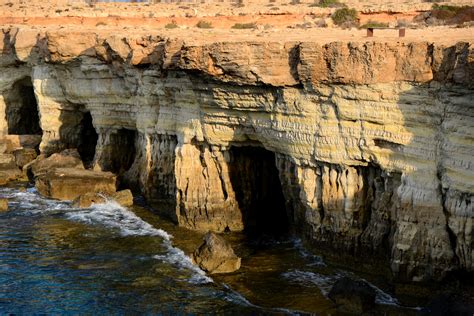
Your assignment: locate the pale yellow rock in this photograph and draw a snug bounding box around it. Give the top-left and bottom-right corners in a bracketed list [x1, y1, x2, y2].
[0, 198, 8, 212]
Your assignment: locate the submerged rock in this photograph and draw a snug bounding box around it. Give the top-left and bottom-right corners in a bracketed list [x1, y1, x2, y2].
[192, 232, 241, 274]
[0, 198, 8, 212]
[328, 277, 376, 314]
[35, 167, 116, 201]
[72, 189, 133, 208]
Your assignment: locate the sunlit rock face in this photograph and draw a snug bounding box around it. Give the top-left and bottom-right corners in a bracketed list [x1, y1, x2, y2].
[0, 28, 472, 281]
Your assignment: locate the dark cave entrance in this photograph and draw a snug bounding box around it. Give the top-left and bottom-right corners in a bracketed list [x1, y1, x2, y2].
[6, 77, 42, 135]
[108, 128, 137, 174]
[77, 111, 98, 169]
[228, 146, 288, 237]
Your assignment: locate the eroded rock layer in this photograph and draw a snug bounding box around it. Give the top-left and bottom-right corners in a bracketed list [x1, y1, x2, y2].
[0, 28, 473, 281]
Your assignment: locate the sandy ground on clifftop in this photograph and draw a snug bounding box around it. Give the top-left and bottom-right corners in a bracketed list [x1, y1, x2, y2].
[0, 0, 473, 45]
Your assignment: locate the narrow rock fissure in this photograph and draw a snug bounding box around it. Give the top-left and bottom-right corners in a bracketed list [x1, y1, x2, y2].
[77, 111, 98, 169]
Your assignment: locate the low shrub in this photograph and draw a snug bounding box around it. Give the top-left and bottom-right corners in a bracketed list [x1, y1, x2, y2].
[196, 20, 213, 29]
[359, 20, 388, 28]
[310, 0, 344, 8]
[231, 22, 257, 29]
[332, 7, 358, 26]
[165, 22, 178, 29]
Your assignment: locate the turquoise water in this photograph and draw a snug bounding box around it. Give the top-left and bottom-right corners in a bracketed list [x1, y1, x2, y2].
[0, 185, 419, 314]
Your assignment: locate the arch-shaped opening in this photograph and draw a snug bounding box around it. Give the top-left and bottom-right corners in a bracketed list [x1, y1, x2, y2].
[228, 145, 288, 237]
[5, 77, 42, 135]
[77, 111, 98, 169]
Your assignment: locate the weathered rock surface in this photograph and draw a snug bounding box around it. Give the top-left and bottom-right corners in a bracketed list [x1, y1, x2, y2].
[111, 189, 134, 207]
[328, 277, 377, 314]
[0, 28, 472, 281]
[71, 192, 107, 208]
[27, 149, 84, 177]
[192, 232, 241, 274]
[35, 168, 116, 201]
[13, 148, 37, 169]
[72, 189, 133, 208]
[0, 198, 8, 212]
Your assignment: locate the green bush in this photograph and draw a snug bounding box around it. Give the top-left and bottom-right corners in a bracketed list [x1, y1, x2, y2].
[332, 7, 358, 26]
[432, 4, 462, 12]
[165, 22, 178, 29]
[310, 0, 344, 8]
[196, 20, 213, 29]
[359, 20, 388, 28]
[231, 22, 257, 29]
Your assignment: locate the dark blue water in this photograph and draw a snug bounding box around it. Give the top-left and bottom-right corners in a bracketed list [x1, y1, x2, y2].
[0, 186, 415, 314]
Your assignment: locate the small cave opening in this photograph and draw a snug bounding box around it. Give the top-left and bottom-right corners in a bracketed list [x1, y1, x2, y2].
[105, 128, 137, 187]
[77, 111, 98, 169]
[228, 145, 288, 237]
[5, 77, 42, 135]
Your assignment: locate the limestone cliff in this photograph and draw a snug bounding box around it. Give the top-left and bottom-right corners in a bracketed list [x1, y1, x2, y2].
[0, 27, 472, 282]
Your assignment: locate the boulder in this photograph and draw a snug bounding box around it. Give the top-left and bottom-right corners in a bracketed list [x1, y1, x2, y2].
[27, 149, 84, 177]
[0, 198, 8, 212]
[1, 135, 42, 153]
[35, 168, 116, 201]
[13, 148, 37, 168]
[111, 189, 133, 207]
[0, 169, 23, 185]
[71, 190, 133, 208]
[192, 232, 241, 274]
[0, 153, 23, 184]
[328, 277, 377, 314]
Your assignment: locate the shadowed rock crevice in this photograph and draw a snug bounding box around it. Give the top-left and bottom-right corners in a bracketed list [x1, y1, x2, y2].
[77, 111, 98, 169]
[98, 128, 138, 189]
[5, 76, 42, 136]
[228, 146, 288, 237]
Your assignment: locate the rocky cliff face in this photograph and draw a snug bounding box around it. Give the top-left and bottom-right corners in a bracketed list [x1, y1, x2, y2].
[1, 27, 472, 281]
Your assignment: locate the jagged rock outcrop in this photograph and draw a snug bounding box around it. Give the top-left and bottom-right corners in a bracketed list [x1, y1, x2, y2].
[0, 27, 472, 281]
[192, 232, 241, 274]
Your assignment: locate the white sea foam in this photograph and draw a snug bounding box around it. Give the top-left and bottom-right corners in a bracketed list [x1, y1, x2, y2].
[65, 198, 211, 284]
[0, 187, 70, 214]
[282, 270, 342, 296]
[282, 269, 401, 306]
[66, 200, 172, 240]
[153, 245, 213, 285]
[292, 238, 326, 267]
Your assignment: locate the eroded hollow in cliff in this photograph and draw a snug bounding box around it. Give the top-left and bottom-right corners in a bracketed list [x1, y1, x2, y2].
[5, 77, 42, 135]
[77, 111, 98, 168]
[107, 129, 137, 173]
[228, 146, 288, 236]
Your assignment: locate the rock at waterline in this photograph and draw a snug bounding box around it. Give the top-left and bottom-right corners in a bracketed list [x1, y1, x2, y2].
[328, 276, 376, 314]
[0, 198, 8, 212]
[35, 168, 116, 201]
[72, 192, 107, 208]
[111, 189, 133, 207]
[72, 190, 133, 208]
[192, 232, 241, 274]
